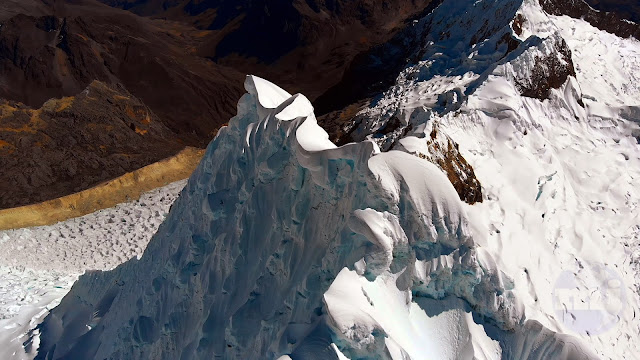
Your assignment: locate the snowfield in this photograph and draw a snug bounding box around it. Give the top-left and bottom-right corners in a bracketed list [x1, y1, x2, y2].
[0, 180, 185, 359]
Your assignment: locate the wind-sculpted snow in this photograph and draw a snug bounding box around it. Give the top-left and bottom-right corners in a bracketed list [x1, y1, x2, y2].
[32, 75, 542, 359]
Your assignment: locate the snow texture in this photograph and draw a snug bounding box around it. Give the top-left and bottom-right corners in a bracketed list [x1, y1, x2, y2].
[344, 0, 640, 358]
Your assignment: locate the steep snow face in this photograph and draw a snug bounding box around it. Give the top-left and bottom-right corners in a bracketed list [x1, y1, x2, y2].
[345, 0, 640, 358]
[463, 6, 640, 357]
[30, 75, 574, 360]
[345, 0, 525, 148]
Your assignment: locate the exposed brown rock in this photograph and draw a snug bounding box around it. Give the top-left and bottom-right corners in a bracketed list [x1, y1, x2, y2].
[512, 13, 525, 36]
[0, 0, 48, 22]
[0, 7, 245, 148]
[0, 81, 184, 209]
[416, 123, 483, 205]
[514, 37, 576, 100]
[497, 32, 521, 58]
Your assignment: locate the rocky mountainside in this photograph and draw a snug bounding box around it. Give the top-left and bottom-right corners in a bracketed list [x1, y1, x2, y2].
[0, 2, 245, 144]
[0, 0, 245, 208]
[0, 81, 184, 209]
[95, 0, 438, 99]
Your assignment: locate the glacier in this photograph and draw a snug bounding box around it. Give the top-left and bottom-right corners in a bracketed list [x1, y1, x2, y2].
[338, 0, 640, 358]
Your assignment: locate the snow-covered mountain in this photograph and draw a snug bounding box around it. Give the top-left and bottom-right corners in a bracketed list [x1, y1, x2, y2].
[26, 0, 640, 359]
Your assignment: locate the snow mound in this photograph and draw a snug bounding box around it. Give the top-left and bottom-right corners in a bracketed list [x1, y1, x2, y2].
[30, 75, 585, 359]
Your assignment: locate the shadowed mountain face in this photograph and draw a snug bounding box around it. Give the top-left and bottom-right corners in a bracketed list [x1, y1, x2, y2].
[0, 81, 185, 209]
[97, 0, 437, 98]
[0, 3, 245, 146]
[0, 0, 246, 208]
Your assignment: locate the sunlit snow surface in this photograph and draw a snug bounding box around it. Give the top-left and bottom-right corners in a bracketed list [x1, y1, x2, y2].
[466, 11, 640, 358]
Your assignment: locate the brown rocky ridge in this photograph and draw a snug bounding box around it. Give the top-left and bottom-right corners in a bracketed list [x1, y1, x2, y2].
[0, 81, 186, 208]
[514, 36, 577, 100]
[417, 123, 483, 205]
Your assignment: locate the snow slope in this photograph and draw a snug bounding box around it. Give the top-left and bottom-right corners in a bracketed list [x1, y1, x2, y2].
[0, 180, 185, 360]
